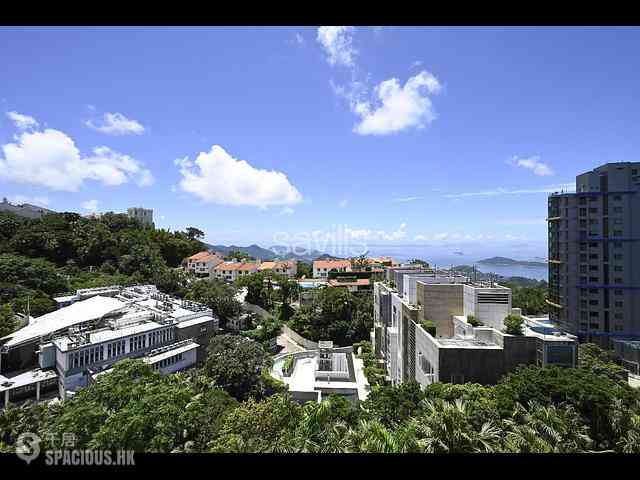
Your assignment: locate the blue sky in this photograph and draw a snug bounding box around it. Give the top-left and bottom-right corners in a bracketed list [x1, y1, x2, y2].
[1, 26, 640, 260]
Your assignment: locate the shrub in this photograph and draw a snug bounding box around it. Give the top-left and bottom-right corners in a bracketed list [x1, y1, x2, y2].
[467, 315, 481, 327]
[503, 314, 523, 335]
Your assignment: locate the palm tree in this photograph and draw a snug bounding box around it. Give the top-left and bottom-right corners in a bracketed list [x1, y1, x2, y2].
[502, 402, 593, 453]
[409, 399, 502, 453]
[611, 399, 640, 453]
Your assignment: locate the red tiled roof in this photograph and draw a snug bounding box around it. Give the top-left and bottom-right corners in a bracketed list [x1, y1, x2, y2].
[313, 260, 351, 270]
[188, 251, 222, 263]
[213, 262, 259, 271]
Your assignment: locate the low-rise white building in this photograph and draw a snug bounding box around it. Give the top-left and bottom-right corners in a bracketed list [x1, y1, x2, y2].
[258, 260, 297, 278]
[185, 251, 224, 276]
[211, 261, 259, 282]
[1, 285, 219, 406]
[312, 260, 351, 279]
[271, 342, 369, 404]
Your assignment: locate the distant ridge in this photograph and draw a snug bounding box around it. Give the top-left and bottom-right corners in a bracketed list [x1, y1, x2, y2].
[203, 243, 329, 262]
[476, 256, 547, 267]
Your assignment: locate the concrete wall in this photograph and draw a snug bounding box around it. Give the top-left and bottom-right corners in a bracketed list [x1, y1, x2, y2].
[417, 283, 464, 338]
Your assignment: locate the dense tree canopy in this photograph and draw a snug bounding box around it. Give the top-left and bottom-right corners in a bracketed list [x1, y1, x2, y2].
[0, 211, 205, 318]
[1, 343, 640, 453]
[288, 287, 373, 345]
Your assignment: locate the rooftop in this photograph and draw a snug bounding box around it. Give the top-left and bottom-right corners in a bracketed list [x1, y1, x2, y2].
[187, 251, 221, 263]
[213, 261, 259, 271]
[313, 260, 351, 269]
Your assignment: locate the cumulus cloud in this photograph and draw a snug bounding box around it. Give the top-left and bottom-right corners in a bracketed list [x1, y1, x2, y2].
[176, 145, 302, 208]
[6, 111, 39, 130]
[352, 71, 441, 135]
[86, 112, 146, 135]
[509, 155, 554, 176]
[7, 195, 50, 207]
[81, 199, 99, 212]
[0, 123, 154, 191]
[317, 26, 357, 68]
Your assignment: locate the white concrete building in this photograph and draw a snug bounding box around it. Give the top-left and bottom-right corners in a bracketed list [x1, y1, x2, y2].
[312, 260, 351, 279]
[211, 261, 259, 282]
[1, 285, 218, 406]
[258, 260, 298, 278]
[185, 251, 224, 276]
[271, 343, 369, 404]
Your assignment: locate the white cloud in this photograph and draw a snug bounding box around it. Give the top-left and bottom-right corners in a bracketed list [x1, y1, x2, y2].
[317, 26, 357, 68]
[294, 33, 304, 45]
[87, 104, 96, 111]
[393, 196, 423, 203]
[444, 183, 574, 199]
[509, 155, 554, 176]
[176, 145, 302, 208]
[345, 223, 407, 242]
[0, 123, 154, 192]
[7, 195, 50, 207]
[410, 60, 423, 69]
[352, 71, 441, 135]
[6, 111, 39, 130]
[411, 232, 531, 244]
[338, 199, 348, 208]
[81, 199, 99, 212]
[280, 207, 295, 215]
[86, 112, 146, 136]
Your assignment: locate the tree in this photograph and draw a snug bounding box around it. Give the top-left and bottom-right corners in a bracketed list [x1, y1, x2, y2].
[502, 402, 593, 453]
[185, 227, 205, 241]
[184, 279, 241, 326]
[503, 314, 524, 335]
[202, 334, 271, 400]
[361, 382, 426, 427]
[295, 262, 312, 279]
[210, 393, 302, 453]
[579, 343, 628, 383]
[409, 399, 502, 453]
[0, 304, 18, 338]
[493, 365, 640, 449]
[225, 250, 253, 262]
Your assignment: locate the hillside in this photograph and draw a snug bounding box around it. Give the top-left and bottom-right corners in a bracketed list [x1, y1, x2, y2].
[204, 243, 328, 262]
[476, 256, 547, 267]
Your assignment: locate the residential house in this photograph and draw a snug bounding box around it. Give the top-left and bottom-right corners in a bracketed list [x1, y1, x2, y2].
[185, 251, 224, 276]
[313, 260, 351, 279]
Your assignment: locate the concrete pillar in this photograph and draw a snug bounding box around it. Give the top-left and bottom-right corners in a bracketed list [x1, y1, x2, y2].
[36, 381, 41, 401]
[4, 390, 9, 406]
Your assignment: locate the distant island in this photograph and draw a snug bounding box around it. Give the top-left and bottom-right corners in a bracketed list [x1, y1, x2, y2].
[476, 256, 547, 268]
